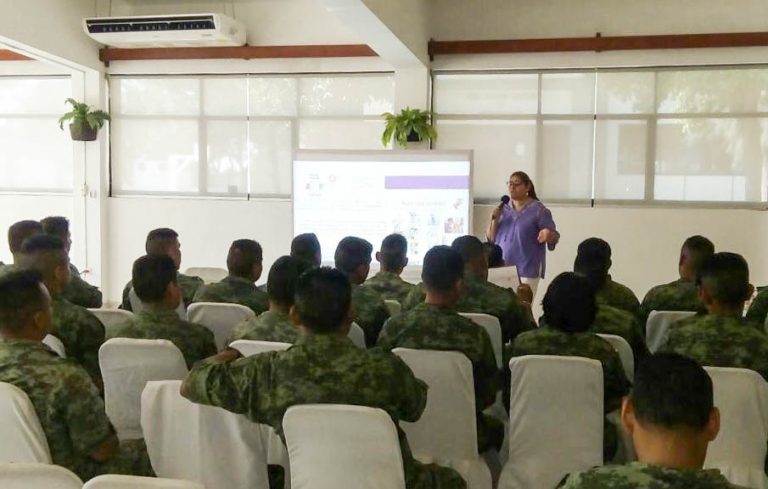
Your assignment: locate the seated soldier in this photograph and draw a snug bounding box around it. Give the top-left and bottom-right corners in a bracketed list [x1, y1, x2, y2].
[0, 270, 153, 481]
[110, 255, 216, 368]
[291, 232, 322, 267]
[366, 233, 415, 303]
[41, 216, 102, 308]
[484, 242, 505, 269]
[559, 354, 740, 489]
[228, 255, 313, 344]
[181, 267, 466, 489]
[0, 219, 42, 276]
[576, 238, 639, 316]
[378, 245, 503, 453]
[659, 252, 768, 380]
[192, 239, 268, 314]
[18, 235, 104, 388]
[121, 228, 203, 311]
[334, 236, 390, 347]
[640, 235, 714, 323]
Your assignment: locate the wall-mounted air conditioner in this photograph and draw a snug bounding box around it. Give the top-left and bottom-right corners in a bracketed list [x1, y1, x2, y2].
[83, 13, 246, 48]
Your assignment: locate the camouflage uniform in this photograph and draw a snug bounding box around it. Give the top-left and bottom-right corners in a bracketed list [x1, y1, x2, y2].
[120, 272, 203, 311]
[0, 262, 15, 277]
[352, 283, 391, 347]
[185, 334, 466, 489]
[378, 303, 502, 452]
[658, 314, 768, 380]
[108, 308, 216, 368]
[0, 338, 153, 481]
[192, 275, 268, 315]
[559, 462, 744, 489]
[746, 287, 768, 325]
[366, 271, 415, 303]
[228, 310, 297, 345]
[595, 277, 640, 317]
[640, 278, 704, 323]
[62, 263, 103, 308]
[52, 296, 105, 389]
[590, 304, 649, 362]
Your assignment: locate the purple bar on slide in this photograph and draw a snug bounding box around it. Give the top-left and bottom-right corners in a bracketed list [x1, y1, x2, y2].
[384, 175, 469, 189]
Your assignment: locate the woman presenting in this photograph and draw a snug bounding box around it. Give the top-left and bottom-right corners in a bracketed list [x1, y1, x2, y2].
[486, 171, 559, 298]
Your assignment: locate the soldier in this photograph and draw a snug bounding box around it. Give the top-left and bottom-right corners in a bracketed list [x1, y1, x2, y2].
[559, 354, 741, 489]
[575, 238, 639, 316]
[378, 245, 503, 453]
[0, 270, 153, 481]
[334, 236, 390, 347]
[366, 233, 415, 303]
[41, 216, 102, 308]
[640, 235, 714, 323]
[658, 252, 768, 380]
[120, 228, 203, 311]
[181, 267, 466, 489]
[109, 255, 216, 368]
[228, 255, 313, 345]
[0, 219, 42, 276]
[18, 234, 104, 388]
[590, 303, 649, 363]
[192, 239, 268, 315]
[484, 242, 505, 269]
[291, 232, 322, 267]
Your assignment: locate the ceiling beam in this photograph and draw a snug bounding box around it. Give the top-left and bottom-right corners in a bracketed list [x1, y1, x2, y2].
[99, 44, 378, 62]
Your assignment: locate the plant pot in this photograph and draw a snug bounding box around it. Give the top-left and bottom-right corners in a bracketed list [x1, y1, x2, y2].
[406, 130, 422, 143]
[69, 123, 98, 142]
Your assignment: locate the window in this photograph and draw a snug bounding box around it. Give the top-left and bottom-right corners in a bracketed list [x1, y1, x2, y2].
[0, 76, 73, 192]
[110, 74, 394, 197]
[433, 67, 768, 205]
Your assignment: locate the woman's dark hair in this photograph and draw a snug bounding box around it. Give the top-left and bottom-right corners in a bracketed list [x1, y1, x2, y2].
[511, 171, 539, 201]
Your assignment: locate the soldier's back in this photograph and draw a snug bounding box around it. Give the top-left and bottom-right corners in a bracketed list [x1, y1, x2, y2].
[559, 462, 744, 489]
[596, 278, 640, 316]
[590, 304, 649, 361]
[192, 275, 268, 315]
[746, 286, 768, 325]
[457, 275, 531, 342]
[365, 271, 415, 303]
[61, 263, 103, 308]
[228, 310, 297, 345]
[640, 279, 703, 322]
[351, 283, 390, 347]
[51, 296, 105, 387]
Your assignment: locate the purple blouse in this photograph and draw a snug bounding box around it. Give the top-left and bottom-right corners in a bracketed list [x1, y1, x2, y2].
[493, 199, 558, 279]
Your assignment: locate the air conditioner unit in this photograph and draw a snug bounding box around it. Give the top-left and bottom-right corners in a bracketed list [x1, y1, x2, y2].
[83, 13, 246, 48]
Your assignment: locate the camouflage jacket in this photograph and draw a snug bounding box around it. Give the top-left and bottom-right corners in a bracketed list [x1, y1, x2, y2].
[108, 308, 217, 368]
[120, 272, 203, 311]
[596, 277, 640, 317]
[658, 314, 768, 381]
[185, 334, 466, 489]
[0, 262, 14, 277]
[640, 278, 704, 323]
[559, 462, 745, 489]
[192, 275, 268, 315]
[590, 304, 649, 362]
[0, 339, 152, 481]
[352, 283, 391, 348]
[746, 286, 768, 325]
[228, 310, 297, 345]
[366, 271, 416, 303]
[52, 296, 105, 389]
[61, 263, 103, 309]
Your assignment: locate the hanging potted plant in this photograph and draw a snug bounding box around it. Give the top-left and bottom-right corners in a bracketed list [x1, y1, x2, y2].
[381, 107, 438, 148]
[58, 98, 110, 142]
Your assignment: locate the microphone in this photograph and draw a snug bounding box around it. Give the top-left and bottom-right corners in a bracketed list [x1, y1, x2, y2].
[498, 195, 510, 208]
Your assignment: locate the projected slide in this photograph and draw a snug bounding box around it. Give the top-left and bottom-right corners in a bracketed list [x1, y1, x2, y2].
[294, 151, 472, 266]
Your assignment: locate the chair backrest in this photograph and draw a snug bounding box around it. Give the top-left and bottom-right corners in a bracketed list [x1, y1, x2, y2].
[704, 367, 768, 489]
[384, 300, 402, 317]
[348, 322, 366, 349]
[187, 302, 256, 351]
[184, 267, 227, 284]
[129, 288, 187, 319]
[499, 355, 604, 489]
[459, 312, 503, 368]
[99, 338, 188, 440]
[645, 310, 696, 353]
[87, 309, 135, 337]
[596, 333, 634, 380]
[42, 334, 66, 358]
[0, 382, 51, 463]
[487, 266, 520, 289]
[230, 340, 291, 357]
[0, 463, 82, 489]
[284, 404, 406, 489]
[84, 474, 205, 489]
[141, 380, 268, 489]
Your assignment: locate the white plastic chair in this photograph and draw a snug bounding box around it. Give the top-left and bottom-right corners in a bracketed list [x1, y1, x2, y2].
[187, 302, 256, 351]
[645, 310, 696, 353]
[184, 267, 227, 284]
[499, 355, 604, 489]
[0, 382, 51, 463]
[460, 312, 503, 368]
[0, 463, 82, 489]
[141, 380, 268, 489]
[487, 266, 520, 290]
[99, 338, 188, 441]
[230, 339, 291, 357]
[596, 333, 634, 380]
[704, 367, 768, 489]
[42, 334, 66, 359]
[393, 349, 491, 489]
[284, 404, 406, 489]
[348, 322, 366, 349]
[384, 300, 402, 317]
[84, 474, 205, 489]
[88, 309, 135, 337]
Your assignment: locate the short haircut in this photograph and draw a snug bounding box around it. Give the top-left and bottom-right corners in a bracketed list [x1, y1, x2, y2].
[379, 234, 408, 270]
[451, 235, 486, 263]
[291, 233, 321, 266]
[542, 272, 597, 333]
[0, 270, 46, 333]
[632, 353, 713, 430]
[40, 216, 70, 238]
[681, 235, 715, 276]
[8, 220, 43, 254]
[226, 239, 262, 278]
[132, 254, 178, 303]
[18, 235, 68, 279]
[697, 252, 750, 306]
[422, 245, 464, 294]
[485, 242, 504, 268]
[294, 267, 351, 333]
[334, 236, 373, 275]
[574, 237, 612, 290]
[145, 228, 179, 255]
[267, 255, 313, 306]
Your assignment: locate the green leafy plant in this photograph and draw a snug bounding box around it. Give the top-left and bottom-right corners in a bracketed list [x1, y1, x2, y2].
[58, 98, 110, 140]
[381, 107, 438, 148]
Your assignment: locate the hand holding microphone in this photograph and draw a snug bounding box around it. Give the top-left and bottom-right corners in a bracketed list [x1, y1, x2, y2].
[491, 195, 509, 221]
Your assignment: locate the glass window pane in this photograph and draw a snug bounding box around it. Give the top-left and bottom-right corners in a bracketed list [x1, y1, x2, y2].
[541, 72, 595, 114]
[248, 77, 298, 117]
[112, 78, 200, 115]
[203, 77, 247, 116]
[596, 72, 655, 114]
[112, 119, 199, 193]
[540, 120, 594, 199]
[249, 121, 292, 195]
[206, 121, 248, 194]
[0, 78, 71, 114]
[433, 73, 538, 115]
[299, 76, 394, 116]
[657, 69, 768, 114]
[433, 120, 536, 200]
[299, 120, 383, 149]
[0, 118, 72, 191]
[594, 120, 646, 200]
